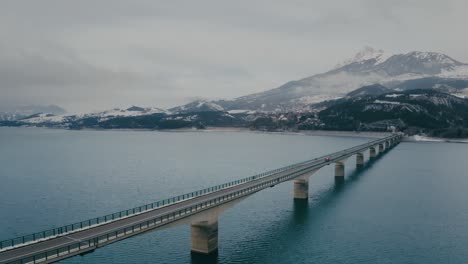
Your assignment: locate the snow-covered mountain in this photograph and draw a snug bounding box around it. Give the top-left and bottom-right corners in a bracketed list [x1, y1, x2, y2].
[334, 46, 391, 69]
[3, 47, 468, 134]
[169, 100, 224, 114]
[213, 47, 468, 112]
[319, 89, 468, 131]
[0, 105, 66, 121]
[75, 106, 168, 121]
[5, 105, 246, 130]
[16, 106, 168, 126]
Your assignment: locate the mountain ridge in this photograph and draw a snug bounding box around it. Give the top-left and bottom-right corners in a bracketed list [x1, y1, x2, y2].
[209, 48, 468, 112]
[2, 48, 468, 137]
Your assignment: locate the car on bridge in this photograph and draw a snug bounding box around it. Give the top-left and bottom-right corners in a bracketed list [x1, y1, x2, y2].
[325, 157, 331, 164]
[270, 178, 281, 188]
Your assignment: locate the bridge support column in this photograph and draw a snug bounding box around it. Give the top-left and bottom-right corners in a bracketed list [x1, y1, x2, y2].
[294, 179, 309, 200]
[335, 162, 345, 179]
[356, 153, 364, 168]
[191, 218, 218, 255]
[385, 141, 390, 149]
[379, 143, 384, 153]
[370, 147, 376, 159]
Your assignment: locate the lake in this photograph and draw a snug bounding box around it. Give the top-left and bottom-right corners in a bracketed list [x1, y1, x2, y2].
[1, 127, 468, 263]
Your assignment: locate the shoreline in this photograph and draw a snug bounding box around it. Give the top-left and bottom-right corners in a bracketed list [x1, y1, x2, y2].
[2, 125, 468, 142]
[1, 125, 390, 139]
[186, 127, 393, 139]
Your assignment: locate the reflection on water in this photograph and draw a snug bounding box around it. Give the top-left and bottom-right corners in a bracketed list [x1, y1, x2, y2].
[191, 251, 219, 264]
[2, 128, 468, 263]
[193, 154, 388, 264]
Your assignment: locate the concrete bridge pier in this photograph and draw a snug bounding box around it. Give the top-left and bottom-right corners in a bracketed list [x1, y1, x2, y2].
[378, 143, 384, 153]
[370, 147, 377, 159]
[385, 141, 390, 149]
[335, 161, 345, 179]
[191, 217, 219, 255]
[294, 179, 309, 200]
[293, 170, 318, 200]
[356, 152, 364, 168]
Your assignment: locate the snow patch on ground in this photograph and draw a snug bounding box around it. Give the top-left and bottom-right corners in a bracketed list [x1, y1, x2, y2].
[227, 109, 256, 114]
[364, 101, 425, 113]
[294, 95, 343, 105]
[385, 94, 404, 98]
[374, 100, 401, 105]
[451, 88, 468, 98]
[19, 106, 168, 125]
[20, 114, 67, 124]
[78, 107, 167, 119]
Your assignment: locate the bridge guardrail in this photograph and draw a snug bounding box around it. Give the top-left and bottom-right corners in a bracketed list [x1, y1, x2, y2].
[0, 134, 399, 251]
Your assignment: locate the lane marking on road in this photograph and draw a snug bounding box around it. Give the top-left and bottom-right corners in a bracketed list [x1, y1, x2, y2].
[63, 236, 83, 243]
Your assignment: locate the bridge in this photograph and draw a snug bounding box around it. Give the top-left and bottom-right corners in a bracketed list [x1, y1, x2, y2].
[0, 134, 402, 264]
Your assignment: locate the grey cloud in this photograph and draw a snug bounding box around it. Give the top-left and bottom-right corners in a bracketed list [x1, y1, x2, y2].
[0, 52, 130, 88]
[0, 0, 467, 112]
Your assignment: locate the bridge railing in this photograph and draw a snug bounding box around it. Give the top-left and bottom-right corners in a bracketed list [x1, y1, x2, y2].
[0, 134, 399, 251]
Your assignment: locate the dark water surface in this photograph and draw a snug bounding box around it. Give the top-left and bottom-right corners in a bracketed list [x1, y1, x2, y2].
[1, 127, 468, 263]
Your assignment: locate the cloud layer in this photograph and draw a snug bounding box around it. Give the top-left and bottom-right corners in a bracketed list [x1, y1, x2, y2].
[1, 0, 467, 112]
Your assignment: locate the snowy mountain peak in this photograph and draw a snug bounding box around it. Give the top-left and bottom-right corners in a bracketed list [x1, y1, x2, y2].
[352, 46, 385, 61]
[405, 51, 462, 65]
[208, 48, 468, 112]
[169, 100, 225, 114]
[336, 46, 390, 68]
[126, 106, 145, 112]
[196, 101, 224, 111]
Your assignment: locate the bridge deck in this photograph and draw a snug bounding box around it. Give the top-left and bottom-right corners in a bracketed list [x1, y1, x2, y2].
[0, 134, 401, 264]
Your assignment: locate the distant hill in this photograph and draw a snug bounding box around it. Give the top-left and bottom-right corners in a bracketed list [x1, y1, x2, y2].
[318, 89, 468, 132]
[2, 90, 467, 138]
[0, 105, 66, 121]
[346, 84, 393, 98]
[169, 100, 224, 114]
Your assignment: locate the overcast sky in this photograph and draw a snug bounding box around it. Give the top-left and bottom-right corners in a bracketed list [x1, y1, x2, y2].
[1, 0, 467, 113]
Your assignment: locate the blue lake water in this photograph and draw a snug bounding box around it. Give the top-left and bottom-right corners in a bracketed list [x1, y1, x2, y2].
[1, 127, 468, 263]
